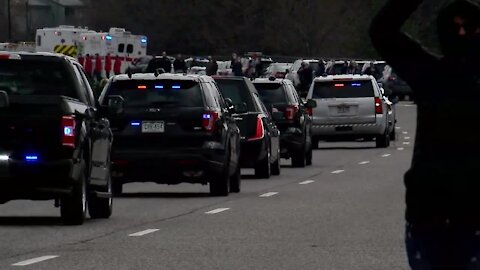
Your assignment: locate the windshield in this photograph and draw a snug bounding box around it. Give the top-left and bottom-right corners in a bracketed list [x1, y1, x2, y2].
[254, 83, 287, 104]
[313, 80, 374, 98]
[0, 60, 77, 98]
[215, 80, 256, 111]
[106, 80, 203, 107]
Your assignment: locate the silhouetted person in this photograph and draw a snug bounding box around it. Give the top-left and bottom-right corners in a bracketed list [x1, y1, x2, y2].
[159, 52, 172, 73]
[371, 0, 480, 269]
[232, 57, 243, 76]
[84, 54, 93, 80]
[206, 56, 218, 76]
[94, 54, 103, 82]
[173, 54, 187, 73]
[105, 53, 112, 78]
[114, 55, 122, 75]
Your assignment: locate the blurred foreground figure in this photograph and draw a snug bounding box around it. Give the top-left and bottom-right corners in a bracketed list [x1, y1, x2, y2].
[371, 0, 480, 269]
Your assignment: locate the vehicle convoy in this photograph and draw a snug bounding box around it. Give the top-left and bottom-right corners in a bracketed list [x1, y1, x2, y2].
[253, 77, 316, 167]
[214, 76, 281, 178]
[100, 73, 241, 196]
[307, 75, 391, 148]
[0, 52, 113, 225]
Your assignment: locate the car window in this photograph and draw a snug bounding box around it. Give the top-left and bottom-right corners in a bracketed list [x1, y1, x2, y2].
[106, 80, 204, 108]
[209, 82, 225, 109]
[254, 82, 287, 105]
[253, 93, 270, 117]
[215, 79, 256, 111]
[312, 80, 374, 98]
[285, 83, 299, 105]
[0, 59, 78, 99]
[126, 44, 134, 54]
[72, 64, 91, 105]
[118, 44, 125, 53]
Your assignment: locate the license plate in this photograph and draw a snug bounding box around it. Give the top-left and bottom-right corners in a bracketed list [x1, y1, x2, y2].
[142, 121, 165, 133]
[337, 106, 350, 113]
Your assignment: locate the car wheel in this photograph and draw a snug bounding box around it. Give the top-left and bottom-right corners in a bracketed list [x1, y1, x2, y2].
[255, 150, 271, 179]
[61, 164, 87, 225]
[306, 144, 313, 166]
[229, 165, 241, 193]
[210, 152, 230, 197]
[292, 143, 307, 168]
[271, 148, 281, 176]
[390, 127, 396, 141]
[376, 130, 390, 148]
[88, 172, 113, 219]
[312, 137, 319, 150]
[112, 180, 123, 196]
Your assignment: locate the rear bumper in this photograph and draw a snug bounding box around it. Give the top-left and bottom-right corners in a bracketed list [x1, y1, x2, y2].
[111, 144, 227, 184]
[0, 159, 76, 201]
[311, 118, 386, 138]
[239, 138, 268, 168]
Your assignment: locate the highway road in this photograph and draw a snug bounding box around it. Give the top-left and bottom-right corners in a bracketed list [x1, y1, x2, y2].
[0, 103, 417, 270]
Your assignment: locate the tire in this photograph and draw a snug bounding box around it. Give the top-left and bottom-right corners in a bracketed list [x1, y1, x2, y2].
[390, 127, 396, 141]
[376, 130, 390, 148]
[229, 165, 241, 193]
[271, 148, 281, 176]
[112, 179, 123, 196]
[210, 152, 230, 196]
[255, 150, 271, 179]
[292, 143, 307, 168]
[88, 172, 113, 219]
[61, 166, 87, 225]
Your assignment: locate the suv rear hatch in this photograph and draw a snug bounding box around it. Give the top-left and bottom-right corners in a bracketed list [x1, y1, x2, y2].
[312, 79, 377, 125]
[0, 58, 79, 160]
[215, 79, 260, 140]
[254, 82, 297, 130]
[106, 79, 216, 151]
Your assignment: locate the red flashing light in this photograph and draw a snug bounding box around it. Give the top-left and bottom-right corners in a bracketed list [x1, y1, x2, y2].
[61, 115, 76, 148]
[202, 111, 219, 132]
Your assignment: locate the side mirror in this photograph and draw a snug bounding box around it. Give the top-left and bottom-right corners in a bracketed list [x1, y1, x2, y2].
[271, 111, 284, 121]
[224, 98, 235, 111]
[305, 99, 317, 108]
[0, 91, 9, 108]
[234, 102, 248, 114]
[107, 95, 125, 114]
[286, 69, 290, 74]
[377, 82, 383, 89]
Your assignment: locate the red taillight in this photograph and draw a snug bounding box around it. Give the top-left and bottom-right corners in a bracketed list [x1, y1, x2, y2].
[388, 76, 397, 81]
[285, 105, 299, 120]
[249, 116, 265, 141]
[375, 97, 383, 114]
[202, 111, 219, 132]
[274, 72, 285, 78]
[307, 107, 313, 116]
[62, 115, 76, 148]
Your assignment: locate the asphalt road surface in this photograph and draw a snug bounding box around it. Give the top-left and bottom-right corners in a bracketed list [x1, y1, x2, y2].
[0, 103, 417, 270]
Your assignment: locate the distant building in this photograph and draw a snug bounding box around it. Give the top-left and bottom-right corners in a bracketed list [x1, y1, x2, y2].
[26, 0, 85, 34]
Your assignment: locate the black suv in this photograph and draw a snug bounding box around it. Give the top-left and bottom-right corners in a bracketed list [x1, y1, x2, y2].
[253, 78, 316, 168]
[0, 52, 113, 225]
[214, 76, 281, 178]
[100, 73, 241, 196]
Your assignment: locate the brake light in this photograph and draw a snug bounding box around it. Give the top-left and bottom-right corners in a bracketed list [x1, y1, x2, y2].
[307, 107, 313, 116]
[62, 115, 76, 148]
[375, 97, 383, 114]
[248, 116, 265, 141]
[388, 76, 397, 81]
[285, 105, 299, 120]
[202, 111, 219, 132]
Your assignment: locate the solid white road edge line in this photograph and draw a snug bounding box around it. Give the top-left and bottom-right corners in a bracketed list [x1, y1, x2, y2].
[12, 256, 59, 266]
[299, 180, 315, 185]
[205, 208, 230, 215]
[331, 170, 345, 174]
[129, 229, 160, 237]
[359, 161, 370, 165]
[260, 192, 279, 198]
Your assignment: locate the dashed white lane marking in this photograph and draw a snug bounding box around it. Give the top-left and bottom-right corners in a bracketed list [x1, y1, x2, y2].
[299, 180, 315, 185]
[260, 192, 279, 198]
[402, 131, 409, 135]
[382, 154, 391, 157]
[12, 256, 59, 266]
[395, 127, 401, 130]
[205, 208, 230, 215]
[403, 142, 411, 145]
[359, 161, 370, 165]
[129, 229, 160, 237]
[397, 147, 405, 151]
[331, 170, 345, 174]
[404, 137, 411, 140]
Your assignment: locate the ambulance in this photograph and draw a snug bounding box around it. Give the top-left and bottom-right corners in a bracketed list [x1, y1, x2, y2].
[78, 27, 148, 73]
[35, 25, 94, 56]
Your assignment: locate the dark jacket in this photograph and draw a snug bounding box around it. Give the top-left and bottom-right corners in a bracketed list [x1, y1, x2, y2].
[159, 57, 172, 73]
[173, 59, 187, 72]
[370, 0, 480, 223]
[232, 61, 243, 76]
[206, 60, 218, 76]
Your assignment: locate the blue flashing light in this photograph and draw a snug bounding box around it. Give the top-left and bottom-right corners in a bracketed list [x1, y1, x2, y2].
[352, 83, 362, 87]
[141, 37, 147, 43]
[155, 85, 164, 89]
[106, 35, 113, 41]
[64, 127, 73, 136]
[25, 155, 38, 161]
[131, 122, 141, 126]
[203, 114, 211, 119]
[172, 85, 181, 89]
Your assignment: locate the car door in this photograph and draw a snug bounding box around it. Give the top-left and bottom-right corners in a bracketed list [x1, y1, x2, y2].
[73, 63, 112, 187]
